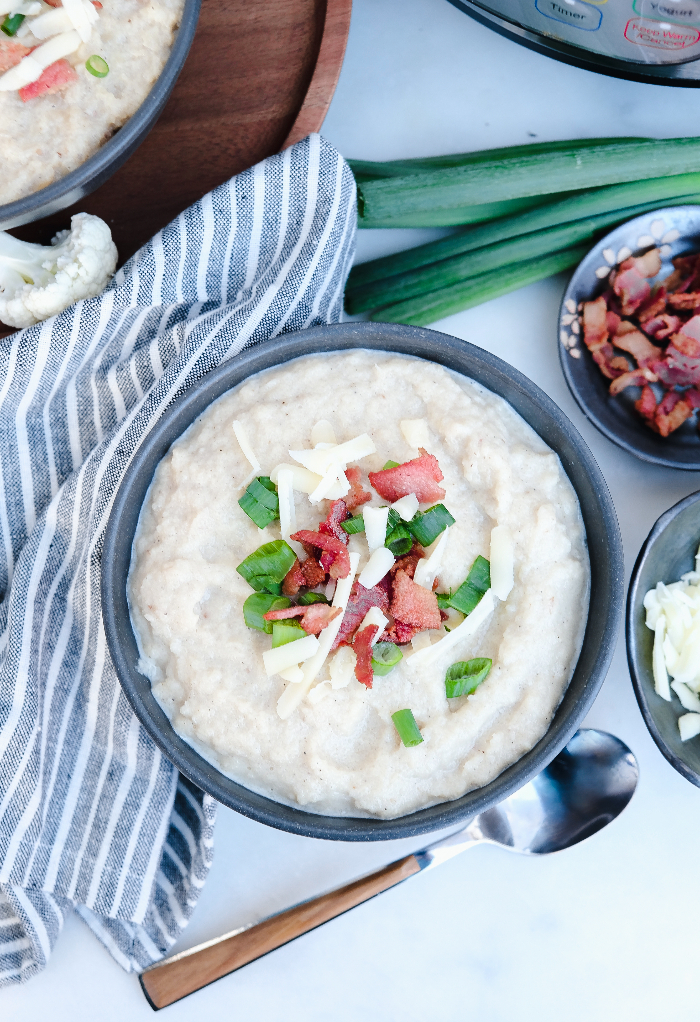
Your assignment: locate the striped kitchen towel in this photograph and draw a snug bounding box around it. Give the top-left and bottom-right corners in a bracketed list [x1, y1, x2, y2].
[0, 133, 356, 985]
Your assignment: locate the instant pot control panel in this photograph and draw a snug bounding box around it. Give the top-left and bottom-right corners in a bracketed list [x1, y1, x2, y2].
[448, 0, 700, 82]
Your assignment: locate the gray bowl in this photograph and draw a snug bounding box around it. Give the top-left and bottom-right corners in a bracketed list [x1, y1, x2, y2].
[0, 0, 201, 232]
[559, 205, 700, 471]
[627, 490, 700, 786]
[101, 321, 624, 841]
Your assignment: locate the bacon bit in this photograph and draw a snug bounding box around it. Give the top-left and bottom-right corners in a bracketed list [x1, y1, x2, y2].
[383, 619, 419, 645]
[19, 60, 78, 102]
[612, 261, 651, 316]
[613, 322, 661, 367]
[635, 385, 657, 423]
[390, 569, 441, 631]
[92, 1, 103, 6]
[637, 287, 667, 324]
[291, 530, 350, 579]
[678, 314, 700, 343]
[643, 314, 681, 340]
[282, 558, 305, 596]
[263, 603, 341, 634]
[0, 38, 30, 74]
[389, 543, 425, 581]
[345, 466, 371, 511]
[582, 296, 608, 350]
[654, 390, 693, 437]
[609, 369, 653, 395]
[369, 449, 445, 503]
[591, 343, 628, 380]
[667, 292, 700, 311]
[43, 0, 62, 6]
[353, 624, 379, 688]
[301, 556, 325, 588]
[673, 332, 700, 358]
[331, 578, 390, 650]
[319, 499, 349, 543]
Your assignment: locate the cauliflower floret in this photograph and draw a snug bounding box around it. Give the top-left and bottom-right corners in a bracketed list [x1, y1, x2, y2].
[0, 212, 118, 329]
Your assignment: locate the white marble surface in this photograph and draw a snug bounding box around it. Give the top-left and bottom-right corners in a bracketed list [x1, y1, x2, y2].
[7, 1, 700, 1018]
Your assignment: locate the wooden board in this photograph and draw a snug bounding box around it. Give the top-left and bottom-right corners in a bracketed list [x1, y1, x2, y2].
[0, 0, 351, 337]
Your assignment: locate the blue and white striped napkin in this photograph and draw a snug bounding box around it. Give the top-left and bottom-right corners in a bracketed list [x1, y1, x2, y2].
[0, 133, 356, 985]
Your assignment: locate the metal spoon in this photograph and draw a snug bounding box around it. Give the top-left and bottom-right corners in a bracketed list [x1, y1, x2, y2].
[140, 728, 638, 1010]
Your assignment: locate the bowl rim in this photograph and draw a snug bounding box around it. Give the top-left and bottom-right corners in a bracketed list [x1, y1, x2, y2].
[558, 204, 700, 472]
[102, 321, 624, 841]
[0, 0, 202, 230]
[626, 488, 700, 787]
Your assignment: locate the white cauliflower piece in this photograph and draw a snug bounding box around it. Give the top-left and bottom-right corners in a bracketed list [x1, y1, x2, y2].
[0, 212, 118, 329]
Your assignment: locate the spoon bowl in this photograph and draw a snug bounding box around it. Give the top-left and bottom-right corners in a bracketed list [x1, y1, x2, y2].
[464, 729, 639, 856]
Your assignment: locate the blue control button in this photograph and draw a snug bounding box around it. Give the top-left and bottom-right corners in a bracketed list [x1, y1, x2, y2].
[535, 0, 603, 30]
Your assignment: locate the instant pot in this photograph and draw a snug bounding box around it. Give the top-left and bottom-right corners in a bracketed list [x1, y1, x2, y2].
[447, 0, 700, 83]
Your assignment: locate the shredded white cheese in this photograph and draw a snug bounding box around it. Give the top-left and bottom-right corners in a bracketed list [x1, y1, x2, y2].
[364, 506, 390, 552]
[232, 420, 260, 487]
[358, 547, 395, 590]
[644, 546, 700, 739]
[311, 420, 337, 446]
[277, 552, 360, 718]
[490, 525, 514, 601]
[289, 433, 376, 476]
[400, 418, 430, 449]
[278, 665, 304, 683]
[410, 589, 496, 667]
[411, 631, 433, 653]
[358, 606, 388, 643]
[414, 527, 450, 591]
[277, 468, 296, 542]
[391, 493, 419, 521]
[329, 646, 356, 688]
[270, 463, 323, 494]
[263, 634, 320, 678]
[0, 29, 81, 91]
[308, 463, 350, 504]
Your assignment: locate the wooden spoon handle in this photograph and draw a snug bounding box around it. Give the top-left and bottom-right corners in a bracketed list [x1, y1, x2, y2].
[140, 853, 422, 1009]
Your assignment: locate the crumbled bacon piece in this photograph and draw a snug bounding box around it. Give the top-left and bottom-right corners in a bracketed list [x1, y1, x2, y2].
[353, 624, 379, 688]
[390, 569, 441, 631]
[345, 466, 371, 511]
[582, 296, 608, 350]
[612, 261, 652, 316]
[263, 603, 341, 634]
[654, 390, 694, 437]
[331, 578, 390, 650]
[369, 449, 445, 503]
[642, 314, 681, 340]
[613, 322, 661, 367]
[389, 544, 425, 581]
[638, 287, 667, 324]
[319, 499, 349, 543]
[383, 619, 419, 645]
[0, 38, 30, 74]
[19, 59, 78, 102]
[635, 385, 657, 423]
[301, 556, 326, 588]
[291, 530, 350, 579]
[609, 369, 655, 396]
[282, 558, 305, 596]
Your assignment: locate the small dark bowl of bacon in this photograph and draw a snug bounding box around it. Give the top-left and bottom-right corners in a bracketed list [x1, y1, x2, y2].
[559, 205, 700, 469]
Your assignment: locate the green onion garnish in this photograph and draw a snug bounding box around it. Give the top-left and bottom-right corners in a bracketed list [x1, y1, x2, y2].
[385, 523, 413, 557]
[238, 476, 280, 529]
[271, 620, 306, 647]
[407, 504, 455, 547]
[243, 593, 291, 633]
[447, 555, 491, 615]
[1, 13, 24, 35]
[298, 592, 330, 606]
[445, 658, 492, 698]
[371, 642, 403, 676]
[86, 54, 110, 78]
[236, 540, 297, 594]
[341, 514, 366, 535]
[391, 708, 423, 747]
[382, 460, 400, 470]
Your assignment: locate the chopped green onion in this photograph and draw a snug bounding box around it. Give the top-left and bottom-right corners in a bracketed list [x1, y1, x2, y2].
[271, 620, 306, 647]
[238, 476, 280, 529]
[243, 593, 291, 633]
[407, 504, 455, 547]
[386, 508, 402, 531]
[436, 592, 453, 611]
[298, 592, 330, 606]
[445, 658, 492, 698]
[236, 540, 297, 594]
[447, 555, 491, 616]
[372, 642, 403, 676]
[341, 514, 366, 535]
[382, 460, 400, 470]
[385, 523, 413, 557]
[391, 708, 423, 747]
[86, 54, 110, 78]
[1, 13, 24, 35]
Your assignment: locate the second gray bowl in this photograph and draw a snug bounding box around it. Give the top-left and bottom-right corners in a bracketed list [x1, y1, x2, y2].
[102, 321, 624, 841]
